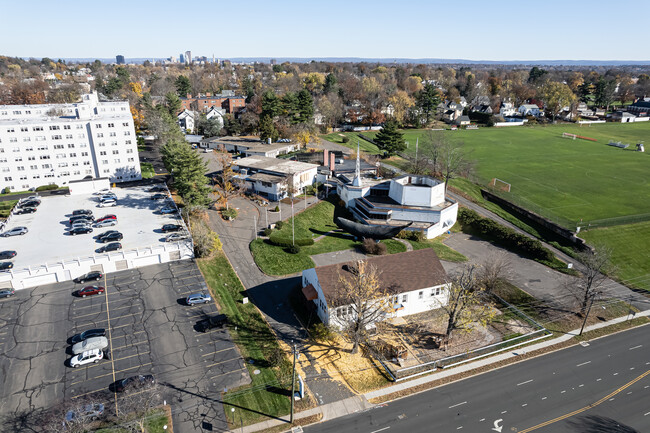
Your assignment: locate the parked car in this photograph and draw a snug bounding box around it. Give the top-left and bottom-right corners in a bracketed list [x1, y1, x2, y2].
[2, 227, 28, 237]
[69, 348, 104, 368]
[99, 193, 117, 201]
[151, 193, 168, 200]
[0, 262, 14, 271]
[97, 242, 122, 253]
[74, 271, 103, 284]
[115, 374, 156, 392]
[75, 286, 105, 297]
[0, 289, 15, 298]
[0, 251, 16, 260]
[70, 222, 92, 230]
[159, 206, 176, 214]
[72, 336, 109, 355]
[98, 198, 117, 208]
[161, 224, 182, 233]
[15, 207, 37, 215]
[65, 403, 105, 423]
[18, 199, 40, 208]
[96, 214, 117, 221]
[100, 232, 122, 243]
[165, 232, 189, 242]
[69, 226, 93, 235]
[71, 328, 106, 344]
[197, 314, 228, 332]
[186, 293, 212, 305]
[94, 219, 117, 228]
[69, 215, 94, 224]
[148, 185, 166, 192]
[72, 209, 93, 217]
[96, 230, 119, 240]
[94, 188, 111, 195]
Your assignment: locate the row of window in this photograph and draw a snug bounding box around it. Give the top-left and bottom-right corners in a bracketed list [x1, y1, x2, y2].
[333, 287, 445, 318]
[4, 121, 130, 134]
[1, 134, 86, 143]
[96, 131, 130, 138]
[0, 141, 132, 152]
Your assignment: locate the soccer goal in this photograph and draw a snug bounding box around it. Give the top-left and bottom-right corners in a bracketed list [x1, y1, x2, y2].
[490, 178, 511, 192]
[562, 132, 577, 140]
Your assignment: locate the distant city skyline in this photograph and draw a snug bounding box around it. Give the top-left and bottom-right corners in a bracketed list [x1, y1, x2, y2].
[2, 0, 649, 61]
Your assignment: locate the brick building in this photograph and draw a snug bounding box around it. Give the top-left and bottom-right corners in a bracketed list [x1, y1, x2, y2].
[180, 91, 245, 114]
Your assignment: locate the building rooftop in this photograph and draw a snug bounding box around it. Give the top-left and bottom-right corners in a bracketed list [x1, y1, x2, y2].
[313, 249, 448, 307]
[235, 155, 319, 175]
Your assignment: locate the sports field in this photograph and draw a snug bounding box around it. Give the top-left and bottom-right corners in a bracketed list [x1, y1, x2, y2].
[354, 122, 650, 228]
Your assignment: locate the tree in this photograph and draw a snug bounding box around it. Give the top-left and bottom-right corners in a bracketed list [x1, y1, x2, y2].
[116, 382, 163, 433]
[295, 129, 319, 150]
[261, 89, 281, 118]
[335, 260, 388, 354]
[569, 247, 613, 317]
[419, 130, 447, 176]
[387, 90, 415, 126]
[175, 75, 192, 97]
[594, 78, 616, 111]
[528, 66, 547, 84]
[440, 139, 471, 192]
[415, 83, 441, 125]
[212, 152, 246, 210]
[437, 264, 496, 344]
[478, 252, 512, 294]
[161, 139, 212, 207]
[196, 115, 222, 137]
[324, 72, 338, 94]
[296, 89, 315, 123]
[539, 82, 576, 122]
[259, 114, 279, 142]
[164, 91, 181, 116]
[189, 217, 222, 258]
[374, 119, 405, 156]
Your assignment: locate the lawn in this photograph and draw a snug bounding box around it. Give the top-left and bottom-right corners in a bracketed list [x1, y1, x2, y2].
[580, 221, 650, 292]
[198, 253, 313, 426]
[140, 162, 155, 179]
[0, 200, 18, 218]
[320, 132, 382, 154]
[332, 123, 650, 228]
[408, 235, 467, 263]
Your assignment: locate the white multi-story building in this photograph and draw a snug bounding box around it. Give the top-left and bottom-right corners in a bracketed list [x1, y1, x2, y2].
[0, 92, 141, 192]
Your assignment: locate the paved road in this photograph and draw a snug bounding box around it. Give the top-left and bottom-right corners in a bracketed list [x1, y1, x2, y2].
[306, 324, 650, 433]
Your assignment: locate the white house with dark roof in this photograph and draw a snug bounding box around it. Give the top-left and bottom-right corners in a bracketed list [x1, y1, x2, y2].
[177, 109, 195, 132]
[301, 249, 450, 329]
[518, 104, 542, 117]
[233, 155, 318, 200]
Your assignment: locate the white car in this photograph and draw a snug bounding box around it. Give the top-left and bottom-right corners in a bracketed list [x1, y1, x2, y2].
[94, 188, 112, 196]
[166, 232, 189, 242]
[70, 222, 92, 230]
[2, 226, 28, 237]
[94, 219, 117, 228]
[72, 336, 109, 355]
[69, 348, 104, 368]
[98, 199, 117, 208]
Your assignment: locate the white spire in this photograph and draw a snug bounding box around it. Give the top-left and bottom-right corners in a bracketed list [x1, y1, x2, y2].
[352, 141, 361, 186]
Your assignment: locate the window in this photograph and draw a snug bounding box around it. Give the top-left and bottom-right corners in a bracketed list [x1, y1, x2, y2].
[78, 133, 85, 138]
[9, 138, 17, 143]
[76, 124, 83, 129]
[431, 287, 442, 297]
[36, 136, 46, 141]
[83, 161, 91, 165]
[14, 157, 22, 162]
[33, 175, 40, 179]
[73, 170, 80, 175]
[0, 158, 6, 163]
[127, 157, 134, 162]
[4, 176, 12, 181]
[81, 152, 88, 157]
[37, 145, 48, 151]
[112, 150, 119, 155]
[107, 123, 114, 127]
[95, 124, 102, 128]
[69, 153, 76, 158]
[126, 149, 133, 153]
[33, 126, 43, 131]
[25, 147, 33, 151]
[114, 158, 120, 163]
[52, 135, 62, 140]
[122, 122, 129, 127]
[65, 134, 73, 139]
[125, 140, 132, 144]
[30, 165, 37, 170]
[418, 291, 423, 300]
[109, 132, 116, 137]
[103, 169, 110, 173]
[98, 142, 105, 147]
[39, 155, 50, 160]
[101, 160, 108, 164]
[100, 151, 106, 156]
[124, 131, 130, 136]
[42, 164, 51, 169]
[1, 167, 8, 172]
[58, 162, 68, 168]
[49, 125, 60, 131]
[72, 161, 78, 166]
[97, 133, 104, 138]
[22, 137, 30, 142]
[64, 125, 71, 130]
[402, 294, 408, 303]
[67, 143, 75, 148]
[7, 128, 15, 133]
[17, 166, 25, 171]
[20, 127, 28, 132]
[110, 141, 117, 146]
[54, 144, 64, 149]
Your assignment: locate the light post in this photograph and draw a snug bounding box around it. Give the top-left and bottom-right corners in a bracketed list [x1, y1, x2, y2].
[579, 292, 597, 336]
[290, 343, 298, 424]
[231, 408, 242, 433]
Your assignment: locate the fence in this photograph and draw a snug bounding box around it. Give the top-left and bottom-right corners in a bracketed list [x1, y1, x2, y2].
[579, 212, 650, 230]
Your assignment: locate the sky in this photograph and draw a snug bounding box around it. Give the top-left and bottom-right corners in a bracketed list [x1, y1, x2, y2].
[2, 0, 649, 61]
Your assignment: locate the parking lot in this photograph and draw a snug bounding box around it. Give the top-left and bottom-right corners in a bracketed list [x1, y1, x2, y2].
[0, 260, 250, 432]
[1, 185, 185, 271]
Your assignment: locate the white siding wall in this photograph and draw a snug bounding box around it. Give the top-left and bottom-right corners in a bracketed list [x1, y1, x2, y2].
[302, 268, 330, 326]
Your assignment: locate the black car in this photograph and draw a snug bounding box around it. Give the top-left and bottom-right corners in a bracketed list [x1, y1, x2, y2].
[100, 232, 122, 243]
[96, 230, 119, 240]
[18, 200, 40, 208]
[0, 251, 16, 260]
[74, 271, 103, 284]
[69, 227, 93, 235]
[72, 209, 93, 217]
[0, 289, 15, 298]
[0, 262, 14, 271]
[148, 185, 166, 192]
[151, 193, 168, 200]
[69, 215, 94, 225]
[15, 207, 37, 215]
[97, 242, 122, 253]
[115, 374, 156, 392]
[197, 314, 228, 332]
[161, 224, 182, 233]
[71, 328, 106, 344]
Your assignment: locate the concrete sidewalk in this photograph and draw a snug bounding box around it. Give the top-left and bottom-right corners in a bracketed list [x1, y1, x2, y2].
[230, 311, 650, 433]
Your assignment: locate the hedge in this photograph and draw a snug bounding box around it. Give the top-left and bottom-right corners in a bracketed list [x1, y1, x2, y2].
[268, 233, 314, 247]
[35, 184, 58, 192]
[458, 207, 554, 261]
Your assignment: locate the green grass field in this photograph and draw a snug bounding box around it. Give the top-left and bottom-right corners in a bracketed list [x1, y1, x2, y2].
[333, 123, 650, 227]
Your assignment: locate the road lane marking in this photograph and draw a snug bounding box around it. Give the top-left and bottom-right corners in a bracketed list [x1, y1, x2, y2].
[103, 277, 118, 418]
[576, 361, 591, 367]
[448, 401, 467, 409]
[518, 369, 650, 433]
[614, 372, 619, 376]
[644, 411, 650, 416]
[629, 345, 642, 350]
[541, 397, 547, 400]
[370, 427, 390, 433]
[205, 357, 243, 368]
[201, 347, 236, 357]
[501, 411, 507, 414]
[517, 379, 533, 386]
[456, 427, 463, 430]
[561, 390, 566, 394]
[597, 378, 602, 381]
[522, 404, 528, 407]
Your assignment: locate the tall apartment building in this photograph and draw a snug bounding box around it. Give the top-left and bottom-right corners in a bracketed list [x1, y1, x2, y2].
[0, 92, 141, 192]
[116, 55, 125, 65]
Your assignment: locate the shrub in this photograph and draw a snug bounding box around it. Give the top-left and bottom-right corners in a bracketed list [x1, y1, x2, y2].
[273, 205, 280, 212]
[396, 230, 425, 242]
[341, 136, 350, 143]
[287, 245, 301, 254]
[310, 323, 334, 342]
[2, 187, 10, 194]
[275, 220, 284, 229]
[35, 184, 58, 192]
[221, 208, 238, 220]
[269, 233, 314, 247]
[263, 228, 272, 237]
[362, 238, 387, 255]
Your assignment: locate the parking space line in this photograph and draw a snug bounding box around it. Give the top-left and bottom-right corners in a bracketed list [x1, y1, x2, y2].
[110, 321, 145, 331]
[111, 339, 149, 352]
[74, 311, 141, 328]
[74, 309, 108, 319]
[71, 388, 105, 400]
[104, 276, 119, 418]
[109, 330, 146, 340]
[81, 362, 153, 383]
[107, 288, 136, 297]
[201, 347, 236, 357]
[211, 367, 247, 380]
[205, 357, 242, 368]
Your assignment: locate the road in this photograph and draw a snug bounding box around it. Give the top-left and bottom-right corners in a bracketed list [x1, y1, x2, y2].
[306, 325, 650, 433]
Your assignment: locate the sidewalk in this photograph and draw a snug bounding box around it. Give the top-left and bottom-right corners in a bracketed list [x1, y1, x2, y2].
[231, 311, 650, 433]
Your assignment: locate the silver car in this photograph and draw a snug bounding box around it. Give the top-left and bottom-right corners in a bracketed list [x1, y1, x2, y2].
[72, 336, 108, 355]
[2, 226, 28, 237]
[186, 293, 212, 305]
[94, 219, 117, 228]
[165, 232, 189, 242]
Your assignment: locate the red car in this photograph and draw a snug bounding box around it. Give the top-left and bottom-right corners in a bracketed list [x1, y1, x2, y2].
[97, 214, 117, 222]
[75, 286, 105, 297]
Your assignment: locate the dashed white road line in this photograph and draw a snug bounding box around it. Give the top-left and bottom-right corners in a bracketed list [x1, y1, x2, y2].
[370, 427, 390, 433]
[629, 345, 642, 350]
[576, 361, 591, 367]
[449, 401, 467, 409]
[517, 379, 534, 386]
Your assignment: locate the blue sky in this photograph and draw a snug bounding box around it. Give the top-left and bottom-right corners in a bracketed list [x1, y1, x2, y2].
[2, 0, 648, 60]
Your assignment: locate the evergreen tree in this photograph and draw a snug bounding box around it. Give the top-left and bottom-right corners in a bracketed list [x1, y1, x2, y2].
[374, 119, 405, 156]
[296, 89, 314, 123]
[175, 75, 192, 97]
[281, 92, 299, 122]
[164, 92, 181, 116]
[161, 139, 212, 207]
[259, 115, 278, 142]
[324, 73, 337, 94]
[261, 90, 281, 118]
[415, 83, 441, 125]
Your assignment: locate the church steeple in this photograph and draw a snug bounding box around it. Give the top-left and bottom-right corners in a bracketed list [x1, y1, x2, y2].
[352, 141, 361, 186]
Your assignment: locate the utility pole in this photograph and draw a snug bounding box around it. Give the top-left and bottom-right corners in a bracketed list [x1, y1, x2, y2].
[253, 215, 257, 239]
[265, 208, 268, 229]
[579, 292, 597, 336]
[304, 187, 307, 210]
[290, 343, 297, 424]
[291, 197, 295, 246]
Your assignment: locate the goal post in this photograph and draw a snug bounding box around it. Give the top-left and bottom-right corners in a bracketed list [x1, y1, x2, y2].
[490, 178, 511, 192]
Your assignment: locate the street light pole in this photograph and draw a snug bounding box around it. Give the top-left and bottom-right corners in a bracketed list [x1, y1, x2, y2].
[579, 292, 597, 336]
[290, 343, 297, 424]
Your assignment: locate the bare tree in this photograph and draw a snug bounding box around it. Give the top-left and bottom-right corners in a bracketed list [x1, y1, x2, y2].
[116, 383, 163, 433]
[420, 130, 447, 176]
[39, 397, 106, 433]
[478, 252, 512, 294]
[569, 247, 613, 317]
[335, 261, 389, 354]
[437, 264, 496, 345]
[212, 152, 245, 210]
[440, 139, 472, 193]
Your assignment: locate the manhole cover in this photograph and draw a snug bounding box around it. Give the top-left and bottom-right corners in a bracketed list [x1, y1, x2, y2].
[254, 369, 261, 375]
[580, 341, 590, 347]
